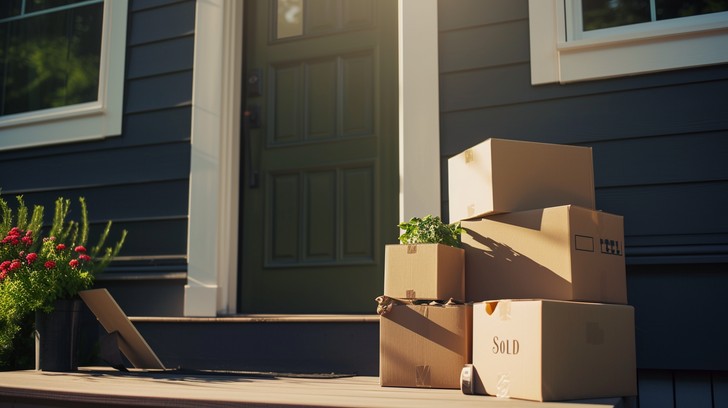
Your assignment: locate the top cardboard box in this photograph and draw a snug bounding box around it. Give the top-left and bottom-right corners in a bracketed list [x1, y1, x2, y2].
[448, 138, 595, 222]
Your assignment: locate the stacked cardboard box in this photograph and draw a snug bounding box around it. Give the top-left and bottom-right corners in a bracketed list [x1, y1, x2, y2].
[378, 138, 638, 399]
[378, 296, 472, 389]
[448, 138, 637, 402]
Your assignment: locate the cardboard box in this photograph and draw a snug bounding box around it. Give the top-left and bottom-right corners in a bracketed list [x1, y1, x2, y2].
[472, 300, 637, 402]
[384, 244, 465, 301]
[462, 205, 627, 304]
[380, 303, 472, 389]
[448, 138, 595, 222]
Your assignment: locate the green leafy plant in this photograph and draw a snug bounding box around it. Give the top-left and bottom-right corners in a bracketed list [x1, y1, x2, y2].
[397, 215, 463, 248]
[0, 195, 127, 368]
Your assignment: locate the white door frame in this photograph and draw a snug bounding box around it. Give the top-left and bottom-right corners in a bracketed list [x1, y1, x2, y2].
[184, 0, 441, 317]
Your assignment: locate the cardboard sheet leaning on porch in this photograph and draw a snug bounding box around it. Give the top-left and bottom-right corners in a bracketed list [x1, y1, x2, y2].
[78, 288, 165, 370]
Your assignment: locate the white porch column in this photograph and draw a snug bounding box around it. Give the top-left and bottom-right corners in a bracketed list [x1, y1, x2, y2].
[185, 0, 243, 316]
[398, 0, 442, 222]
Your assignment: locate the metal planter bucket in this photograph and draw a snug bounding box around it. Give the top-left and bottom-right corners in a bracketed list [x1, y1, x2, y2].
[34, 298, 82, 372]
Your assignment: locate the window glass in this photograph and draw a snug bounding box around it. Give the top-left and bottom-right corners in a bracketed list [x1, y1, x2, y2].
[26, 0, 91, 13]
[582, 0, 728, 31]
[0, 1, 103, 116]
[582, 0, 650, 31]
[0, 1, 23, 19]
[656, 0, 728, 19]
[276, 0, 303, 39]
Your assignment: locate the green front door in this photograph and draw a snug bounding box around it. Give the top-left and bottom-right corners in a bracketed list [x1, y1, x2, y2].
[239, 0, 398, 314]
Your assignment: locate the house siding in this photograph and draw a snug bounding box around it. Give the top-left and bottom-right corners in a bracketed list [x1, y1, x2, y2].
[438, 0, 728, 406]
[0, 0, 195, 316]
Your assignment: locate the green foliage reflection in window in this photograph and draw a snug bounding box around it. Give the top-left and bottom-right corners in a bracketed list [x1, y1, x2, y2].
[0, 0, 103, 116]
[582, 0, 728, 31]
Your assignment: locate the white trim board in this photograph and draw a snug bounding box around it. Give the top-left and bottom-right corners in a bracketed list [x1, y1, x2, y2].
[529, 0, 728, 84]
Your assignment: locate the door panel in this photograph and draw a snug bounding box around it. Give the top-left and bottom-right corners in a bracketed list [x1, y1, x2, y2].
[239, 0, 397, 313]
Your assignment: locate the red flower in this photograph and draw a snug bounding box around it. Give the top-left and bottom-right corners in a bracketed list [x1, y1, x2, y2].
[26, 253, 38, 264]
[44, 261, 56, 269]
[21, 236, 33, 245]
[69, 259, 80, 269]
[0, 270, 7, 280]
[56, 244, 66, 251]
[9, 260, 21, 271]
[74, 245, 87, 253]
[78, 254, 91, 262]
[2, 227, 22, 245]
[0, 261, 10, 272]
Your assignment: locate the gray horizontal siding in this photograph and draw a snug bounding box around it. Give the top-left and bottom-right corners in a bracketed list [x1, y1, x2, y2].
[638, 370, 728, 408]
[438, 0, 528, 31]
[128, 36, 194, 79]
[123, 107, 192, 145]
[126, 71, 193, 113]
[628, 264, 728, 371]
[440, 76, 728, 153]
[0, 0, 196, 315]
[0, 143, 191, 192]
[128, 0, 195, 45]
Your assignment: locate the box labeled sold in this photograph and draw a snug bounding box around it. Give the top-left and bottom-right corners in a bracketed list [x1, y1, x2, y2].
[462, 205, 627, 304]
[472, 300, 637, 402]
[384, 244, 464, 301]
[380, 302, 472, 389]
[448, 138, 595, 222]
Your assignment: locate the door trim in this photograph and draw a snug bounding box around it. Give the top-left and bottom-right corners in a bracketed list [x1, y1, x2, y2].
[185, 0, 441, 317]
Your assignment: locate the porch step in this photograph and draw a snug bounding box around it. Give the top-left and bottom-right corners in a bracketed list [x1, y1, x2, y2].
[128, 315, 381, 376]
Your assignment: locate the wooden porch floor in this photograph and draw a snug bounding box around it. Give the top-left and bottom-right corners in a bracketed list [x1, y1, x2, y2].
[0, 367, 632, 408]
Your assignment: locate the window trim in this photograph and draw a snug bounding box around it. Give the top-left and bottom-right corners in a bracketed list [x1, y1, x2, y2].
[0, 0, 128, 151]
[529, 0, 728, 84]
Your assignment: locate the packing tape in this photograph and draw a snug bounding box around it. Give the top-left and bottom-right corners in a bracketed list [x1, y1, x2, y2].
[416, 365, 431, 388]
[407, 245, 417, 254]
[460, 364, 475, 395]
[499, 300, 512, 321]
[464, 149, 474, 163]
[496, 372, 511, 398]
[486, 300, 512, 320]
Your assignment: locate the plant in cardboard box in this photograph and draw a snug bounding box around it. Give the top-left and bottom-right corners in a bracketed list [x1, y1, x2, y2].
[384, 215, 465, 301]
[0, 195, 126, 371]
[397, 215, 463, 248]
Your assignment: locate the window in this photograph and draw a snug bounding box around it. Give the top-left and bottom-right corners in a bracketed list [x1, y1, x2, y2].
[0, 0, 127, 151]
[276, 0, 303, 39]
[529, 0, 728, 84]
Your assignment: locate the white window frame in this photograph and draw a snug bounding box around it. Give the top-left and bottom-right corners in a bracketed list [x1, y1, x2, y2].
[0, 0, 128, 151]
[529, 0, 728, 84]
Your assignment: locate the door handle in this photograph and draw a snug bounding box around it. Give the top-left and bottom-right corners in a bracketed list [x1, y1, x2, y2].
[244, 105, 260, 188]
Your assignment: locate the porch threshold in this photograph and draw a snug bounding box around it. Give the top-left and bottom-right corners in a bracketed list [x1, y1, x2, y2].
[129, 314, 380, 323]
[0, 368, 631, 408]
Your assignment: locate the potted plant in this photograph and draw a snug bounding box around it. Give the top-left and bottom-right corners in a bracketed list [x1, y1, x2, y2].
[384, 215, 465, 301]
[0, 195, 126, 371]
